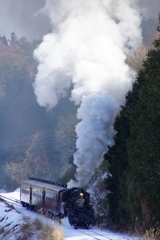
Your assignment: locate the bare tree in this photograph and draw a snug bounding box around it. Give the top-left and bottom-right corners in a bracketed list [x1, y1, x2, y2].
[54, 113, 77, 178]
[126, 45, 149, 74]
[4, 131, 50, 183]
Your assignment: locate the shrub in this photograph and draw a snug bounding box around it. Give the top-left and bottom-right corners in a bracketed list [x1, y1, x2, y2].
[32, 218, 43, 230]
[39, 224, 64, 240]
[143, 228, 160, 240]
[0, 227, 4, 234]
[18, 222, 33, 240]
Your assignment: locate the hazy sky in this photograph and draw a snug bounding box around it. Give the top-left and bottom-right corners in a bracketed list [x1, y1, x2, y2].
[0, 0, 49, 40]
[0, 0, 159, 41]
[139, 0, 160, 20]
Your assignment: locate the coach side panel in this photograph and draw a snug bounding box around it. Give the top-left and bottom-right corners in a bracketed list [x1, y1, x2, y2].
[45, 188, 60, 214]
[31, 185, 44, 207]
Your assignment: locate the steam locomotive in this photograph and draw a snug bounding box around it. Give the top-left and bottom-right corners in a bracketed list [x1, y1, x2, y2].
[20, 178, 94, 229]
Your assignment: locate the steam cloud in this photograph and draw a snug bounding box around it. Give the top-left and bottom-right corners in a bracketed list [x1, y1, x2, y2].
[33, 0, 142, 187]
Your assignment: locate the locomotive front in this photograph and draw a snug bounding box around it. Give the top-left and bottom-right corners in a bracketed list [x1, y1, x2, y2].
[65, 188, 94, 229]
[75, 191, 86, 210]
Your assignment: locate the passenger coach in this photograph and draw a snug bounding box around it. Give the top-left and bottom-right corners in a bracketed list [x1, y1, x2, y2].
[20, 178, 66, 217]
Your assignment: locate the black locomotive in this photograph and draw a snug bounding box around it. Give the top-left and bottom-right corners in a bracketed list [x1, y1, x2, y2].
[62, 187, 94, 229]
[20, 178, 94, 229]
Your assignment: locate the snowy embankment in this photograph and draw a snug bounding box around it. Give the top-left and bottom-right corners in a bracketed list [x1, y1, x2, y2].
[0, 189, 141, 240]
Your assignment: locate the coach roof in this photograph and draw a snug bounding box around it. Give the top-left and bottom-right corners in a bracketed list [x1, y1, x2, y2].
[21, 179, 66, 192]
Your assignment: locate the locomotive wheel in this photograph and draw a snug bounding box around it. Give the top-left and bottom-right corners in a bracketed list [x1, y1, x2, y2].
[21, 202, 26, 207]
[34, 206, 37, 212]
[85, 223, 89, 229]
[58, 212, 64, 219]
[49, 212, 53, 218]
[30, 205, 34, 211]
[43, 209, 47, 215]
[68, 218, 72, 225]
[26, 204, 30, 209]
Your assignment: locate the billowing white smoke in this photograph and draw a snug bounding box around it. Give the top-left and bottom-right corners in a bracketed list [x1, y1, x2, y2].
[33, 0, 142, 187]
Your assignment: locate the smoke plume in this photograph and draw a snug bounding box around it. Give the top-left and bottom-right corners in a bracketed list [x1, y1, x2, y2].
[33, 0, 142, 187]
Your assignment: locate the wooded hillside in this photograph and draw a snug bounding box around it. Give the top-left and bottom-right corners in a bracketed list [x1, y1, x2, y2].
[0, 33, 76, 189]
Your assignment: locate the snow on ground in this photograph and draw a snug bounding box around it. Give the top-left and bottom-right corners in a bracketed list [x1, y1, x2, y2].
[0, 201, 23, 239]
[63, 217, 141, 240]
[0, 189, 142, 240]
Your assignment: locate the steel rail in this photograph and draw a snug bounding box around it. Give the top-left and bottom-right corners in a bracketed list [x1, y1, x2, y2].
[77, 228, 113, 240]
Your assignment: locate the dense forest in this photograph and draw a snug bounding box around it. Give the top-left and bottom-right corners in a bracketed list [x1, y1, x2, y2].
[0, 33, 77, 189]
[104, 32, 160, 234]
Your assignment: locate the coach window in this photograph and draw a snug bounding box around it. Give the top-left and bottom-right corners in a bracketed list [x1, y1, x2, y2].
[52, 192, 56, 203]
[55, 193, 58, 203]
[46, 191, 53, 203]
[22, 185, 29, 195]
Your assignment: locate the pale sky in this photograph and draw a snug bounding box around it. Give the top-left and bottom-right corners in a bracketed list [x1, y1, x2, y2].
[0, 0, 159, 41]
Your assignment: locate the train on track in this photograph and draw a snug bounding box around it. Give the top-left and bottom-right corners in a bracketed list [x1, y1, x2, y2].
[20, 178, 94, 229]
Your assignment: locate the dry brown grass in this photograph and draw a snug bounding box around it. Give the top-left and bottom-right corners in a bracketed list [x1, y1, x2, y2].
[32, 218, 43, 230]
[0, 212, 64, 240]
[18, 222, 33, 239]
[39, 224, 64, 240]
[143, 228, 160, 240]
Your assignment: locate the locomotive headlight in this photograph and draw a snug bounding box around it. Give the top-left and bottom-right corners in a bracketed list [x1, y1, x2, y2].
[80, 192, 84, 197]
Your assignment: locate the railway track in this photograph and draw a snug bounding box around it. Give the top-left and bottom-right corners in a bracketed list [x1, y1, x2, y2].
[0, 194, 20, 206]
[77, 228, 113, 240]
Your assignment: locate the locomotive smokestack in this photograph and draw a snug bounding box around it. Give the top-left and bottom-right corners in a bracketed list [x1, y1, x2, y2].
[33, 0, 142, 187]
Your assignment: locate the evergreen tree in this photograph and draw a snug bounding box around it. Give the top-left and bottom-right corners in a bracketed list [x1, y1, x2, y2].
[126, 34, 160, 230]
[104, 32, 160, 233]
